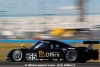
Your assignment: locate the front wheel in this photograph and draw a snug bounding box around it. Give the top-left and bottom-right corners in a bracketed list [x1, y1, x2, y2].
[12, 50, 24, 62]
[64, 49, 78, 63]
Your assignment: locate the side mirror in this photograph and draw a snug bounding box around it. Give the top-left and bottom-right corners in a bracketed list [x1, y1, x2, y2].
[21, 44, 27, 48]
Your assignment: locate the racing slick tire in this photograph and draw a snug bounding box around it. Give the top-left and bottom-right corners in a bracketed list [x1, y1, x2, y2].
[64, 49, 78, 63]
[12, 50, 24, 62]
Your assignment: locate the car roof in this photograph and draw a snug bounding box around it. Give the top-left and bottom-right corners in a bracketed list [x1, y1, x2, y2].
[40, 39, 59, 42]
[40, 39, 67, 44]
[40, 39, 74, 47]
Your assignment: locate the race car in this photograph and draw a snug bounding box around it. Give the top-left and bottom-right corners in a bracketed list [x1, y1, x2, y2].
[6, 40, 99, 63]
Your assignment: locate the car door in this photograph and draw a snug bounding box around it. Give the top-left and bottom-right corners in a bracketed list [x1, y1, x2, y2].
[37, 41, 61, 60]
[51, 42, 63, 59]
[25, 41, 48, 61]
[36, 41, 51, 60]
[49, 41, 68, 60]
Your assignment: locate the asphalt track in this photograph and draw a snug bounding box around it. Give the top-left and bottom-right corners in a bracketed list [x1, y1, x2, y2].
[0, 60, 100, 67]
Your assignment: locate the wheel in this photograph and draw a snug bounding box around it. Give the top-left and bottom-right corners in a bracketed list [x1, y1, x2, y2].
[65, 49, 78, 63]
[12, 50, 23, 62]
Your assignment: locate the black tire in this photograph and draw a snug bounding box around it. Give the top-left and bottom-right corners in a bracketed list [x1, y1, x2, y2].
[64, 49, 78, 63]
[12, 50, 24, 62]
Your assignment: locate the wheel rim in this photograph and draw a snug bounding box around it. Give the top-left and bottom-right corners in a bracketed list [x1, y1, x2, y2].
[65, 50, 77, 61]
[12, 50, 23, 61]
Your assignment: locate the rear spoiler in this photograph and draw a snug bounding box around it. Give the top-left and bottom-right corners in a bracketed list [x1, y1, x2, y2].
[83, 41, 99, 50]
[83, 41, 99, 44]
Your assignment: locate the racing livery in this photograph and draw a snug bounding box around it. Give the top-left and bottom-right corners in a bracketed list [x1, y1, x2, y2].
[6, 40, 99, 63]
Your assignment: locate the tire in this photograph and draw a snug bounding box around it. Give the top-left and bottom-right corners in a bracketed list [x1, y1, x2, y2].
[12, 50, 23, 62]
[64, 49, 78, 63]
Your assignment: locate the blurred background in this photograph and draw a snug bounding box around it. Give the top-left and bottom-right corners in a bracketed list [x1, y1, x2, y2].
[0, 0, 100, 40]
[1, 0, 100, 61]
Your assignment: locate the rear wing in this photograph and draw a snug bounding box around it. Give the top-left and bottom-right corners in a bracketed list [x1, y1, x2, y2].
[83, 41, 99, 44]
[83, 41, 99, 50]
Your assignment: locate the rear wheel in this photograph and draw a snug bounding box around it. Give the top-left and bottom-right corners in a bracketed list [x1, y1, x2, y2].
[12, 50, 24, 62]
[64, 49, 78, 63]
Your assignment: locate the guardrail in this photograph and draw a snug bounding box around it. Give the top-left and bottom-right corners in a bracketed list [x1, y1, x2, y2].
[0, 39, 100, 43]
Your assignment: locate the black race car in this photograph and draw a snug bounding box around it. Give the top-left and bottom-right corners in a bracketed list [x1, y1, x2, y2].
[6, 40, 99, 63]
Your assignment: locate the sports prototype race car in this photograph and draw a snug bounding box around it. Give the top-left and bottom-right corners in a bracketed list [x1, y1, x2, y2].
[6, 40, 99, 63]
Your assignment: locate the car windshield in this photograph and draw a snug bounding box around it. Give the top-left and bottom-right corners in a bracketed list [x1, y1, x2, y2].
[28, 41, 41, 49]
[28, 41, 48, 49]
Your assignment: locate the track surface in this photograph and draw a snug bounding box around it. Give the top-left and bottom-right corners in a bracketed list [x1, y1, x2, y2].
[0, 60, 100, 67]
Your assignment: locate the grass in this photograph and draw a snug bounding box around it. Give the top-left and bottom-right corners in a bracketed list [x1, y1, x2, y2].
[0, 42, 100, 62]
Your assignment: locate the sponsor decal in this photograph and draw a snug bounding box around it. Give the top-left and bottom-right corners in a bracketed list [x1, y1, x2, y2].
[38, 50, 45, 58]
[56, 44, 59, 48]
[52, 58, 58, 61]
[60, 58, 64, 61]
[68, 48, 75, 49]
[36, 59, 40, 61]
[38, 50, 60, 58]
[43, 59, 49, 61]
[39, 59, 43, 61]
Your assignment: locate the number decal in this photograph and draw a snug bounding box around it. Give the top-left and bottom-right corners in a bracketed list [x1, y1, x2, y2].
[26, 53, 37, 60]
[50, 44, 53, 49]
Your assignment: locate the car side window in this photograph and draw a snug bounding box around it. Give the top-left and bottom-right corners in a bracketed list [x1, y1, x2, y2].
[43, 42, 50, 49]
[58, 42, 71, 48]
[34, 41, 50, 49]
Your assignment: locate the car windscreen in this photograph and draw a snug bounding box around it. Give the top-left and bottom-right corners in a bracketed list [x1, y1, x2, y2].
[28, 41, 41, 49]
[28, 41, 49, 49]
